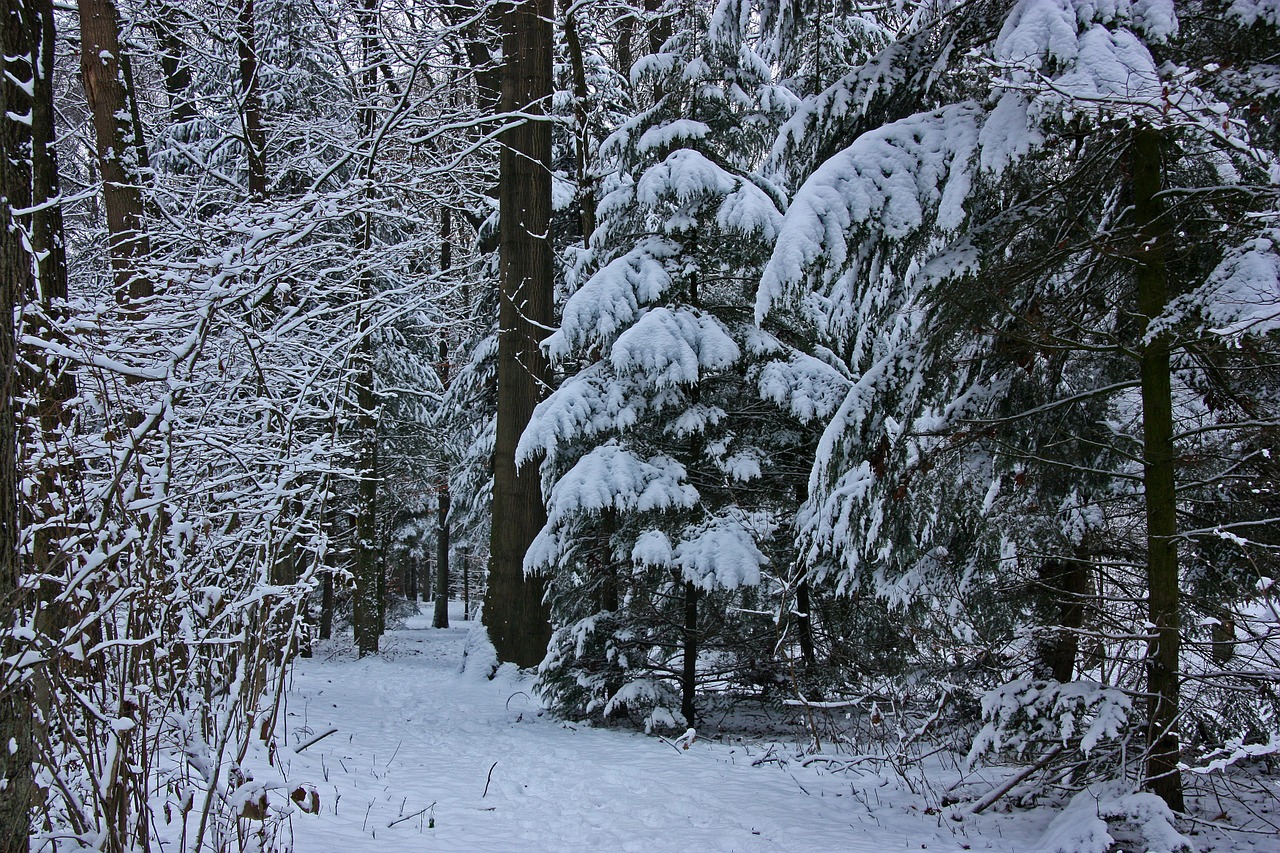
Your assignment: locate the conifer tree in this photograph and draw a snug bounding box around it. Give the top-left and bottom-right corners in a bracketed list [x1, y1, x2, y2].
[524, 0, 801, 726]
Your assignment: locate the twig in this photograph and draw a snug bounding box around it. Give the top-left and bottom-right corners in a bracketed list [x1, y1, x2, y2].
[294, 727, 338, 753]
[482, 761, 498, 798]
[388, 803, 435, 828]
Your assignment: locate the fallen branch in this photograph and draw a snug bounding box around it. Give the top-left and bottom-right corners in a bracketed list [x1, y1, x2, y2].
[388, 802, 435, 828]
[482, 761, 498, 798]
[971, 746, 1065, 814]
[294, 728, 338, 754]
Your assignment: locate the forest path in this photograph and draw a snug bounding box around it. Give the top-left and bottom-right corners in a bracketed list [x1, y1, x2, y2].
[276, 604, 1040, 853]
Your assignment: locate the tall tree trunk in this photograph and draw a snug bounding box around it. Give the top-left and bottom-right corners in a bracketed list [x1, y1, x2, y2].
[681, 580, 699, 726]
[405, 538, 418, 601]
[350, 0, 384, 657]
[434, 340, 451, 628]
[1034, 557, 1088, 683]
[482, 0, 554, 668]
[319, 568, 334, 640]
[235, 0, 266, 200]
[27, 0, 75, 634]
[1, 1, 36, 847]
[352, 350, 380, 655]
[153, 3, 197, 126]
[78, 0, 151, 302]
[561, 3, 595, 240]
[1133, 126, 1183, 812]
[615, 5, 633, 85]
[795, 578, 817, 670]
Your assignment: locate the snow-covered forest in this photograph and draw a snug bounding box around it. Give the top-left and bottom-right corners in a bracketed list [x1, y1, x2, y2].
[1, 0, 1278, 850]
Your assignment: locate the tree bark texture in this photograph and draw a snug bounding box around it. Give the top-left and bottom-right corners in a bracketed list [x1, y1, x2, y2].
[1034, 558, 1088, 684]
[434, 340, 451, 628]
[1, 2, 36, 847]
[562, 4, 596, 240]
[352, 328, 380, 656]
[153, 3, 197, 126]
[78, 0, 151, 302]
[1132, 126, 1184, 812]
[682, 580, 699, 726]
[235, 0, 266, 199]
[483, 0, 554, 668]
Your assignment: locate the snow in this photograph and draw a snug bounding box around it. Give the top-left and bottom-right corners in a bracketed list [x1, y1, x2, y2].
[545, 238, 681, 361]
[756, 102, 982, 324]
[543, 444, 699, 526]
[610, 307, 741, 387]
[272, 605, 1083, 853]
[1033, 784, 1191, 853]
[675, 511, 769, 591]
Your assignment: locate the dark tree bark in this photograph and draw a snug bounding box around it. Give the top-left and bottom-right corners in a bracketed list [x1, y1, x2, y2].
[615, 6, 633, 85]
[26, 0, 75, 633]
[561, 3, 596, 240]
[78, 0, 151, 302]
[153, 3, 197, 126]
[795, 578, 817, 670]
[434, 340, 451, 629]
[405, 536, 418, 601]
[681, 580, 699, 726]
[482, 0, 554, 668]
[319, 568, 334, 640]
[1033, 558, 1088, 684]
[1132, 126, 1183, 812]
[352, 360, 380, 655]
[235, 0, 266, 199]
[1, 1, 36, 847]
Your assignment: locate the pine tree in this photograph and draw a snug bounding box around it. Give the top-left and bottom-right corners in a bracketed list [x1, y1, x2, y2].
[525, 0, 799, 726]
[758, 0, 1280, 806]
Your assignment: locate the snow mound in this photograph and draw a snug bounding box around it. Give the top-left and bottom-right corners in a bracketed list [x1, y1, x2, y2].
[1035, 784, 1193, 853]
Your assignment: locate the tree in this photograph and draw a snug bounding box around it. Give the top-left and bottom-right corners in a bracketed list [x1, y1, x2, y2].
[1, 2, 37, 846]
[524, 0, 810, 726]
[78, 0, 151, 302]
[483, 0, 556, 668]
[757, 0, 1280, 808]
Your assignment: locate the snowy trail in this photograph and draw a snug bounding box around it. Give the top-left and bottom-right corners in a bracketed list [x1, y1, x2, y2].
[275, 606, 1045, 852]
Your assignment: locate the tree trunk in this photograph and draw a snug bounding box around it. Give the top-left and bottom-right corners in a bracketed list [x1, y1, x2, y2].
[153, 4, 197, 126]
[320, 569, 333, 640]
[26, 0, 75, 638]
[352, 332, 380, 656]
[561, 3, 595, 240]
[78, 0, 151, 302]
[0, 2, 36, 847]
[1033, 557, 1088, 683]
[434, 490, 451, 628]
[1132, 126, 1183, 812]
[351, 321, 379, 655]
[405, 540, 418, 601]
[615, 6, 633, 85]
[482, 0, 554, 668]
[235, 0, 266, 200]
[434, 341, 451, 628]
[795, 578, 817, 670]
[681, 580, 699, 726]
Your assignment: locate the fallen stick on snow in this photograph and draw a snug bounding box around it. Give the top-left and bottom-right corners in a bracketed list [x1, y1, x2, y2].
[294, 728, 339, 754]
[970, 746, 1064, 814]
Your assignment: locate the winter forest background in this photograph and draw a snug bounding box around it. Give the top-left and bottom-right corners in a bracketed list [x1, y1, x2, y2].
[1, 0, 1279, 850]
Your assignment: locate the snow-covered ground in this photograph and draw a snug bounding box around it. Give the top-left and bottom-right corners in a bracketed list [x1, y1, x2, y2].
[267, 604, 1269, 852]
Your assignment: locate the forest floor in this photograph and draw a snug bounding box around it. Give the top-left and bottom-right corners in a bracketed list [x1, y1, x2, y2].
[267, 604, 1273, 852]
